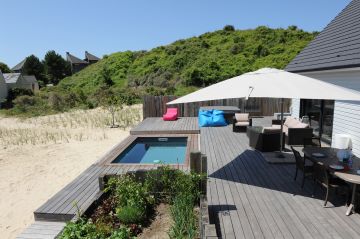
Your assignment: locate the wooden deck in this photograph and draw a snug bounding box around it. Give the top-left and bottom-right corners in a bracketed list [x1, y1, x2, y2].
[130, 117, 199, 135]
[201, 125, 360, 239]
[16, 221, 65, 239]
[34, 134, 198, 222]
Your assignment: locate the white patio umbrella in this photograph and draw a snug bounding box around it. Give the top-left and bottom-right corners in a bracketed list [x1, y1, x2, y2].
[167, 68, 360, 153]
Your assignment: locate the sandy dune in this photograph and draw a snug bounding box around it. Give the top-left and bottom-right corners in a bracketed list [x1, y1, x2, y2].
[0, 106, 142, 238]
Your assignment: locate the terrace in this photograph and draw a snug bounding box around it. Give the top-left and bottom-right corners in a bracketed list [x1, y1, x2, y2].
[17, 113, 360, 239]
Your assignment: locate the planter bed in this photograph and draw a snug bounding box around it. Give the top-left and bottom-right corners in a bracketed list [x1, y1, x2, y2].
[58, 167, 205, 239]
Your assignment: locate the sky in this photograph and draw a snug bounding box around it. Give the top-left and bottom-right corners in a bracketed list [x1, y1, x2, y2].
[0, 0, 352, 67]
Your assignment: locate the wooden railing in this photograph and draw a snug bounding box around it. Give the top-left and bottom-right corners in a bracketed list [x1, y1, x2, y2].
[142, 95, 291, 119]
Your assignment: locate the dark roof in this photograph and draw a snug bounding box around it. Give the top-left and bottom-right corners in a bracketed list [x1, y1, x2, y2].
[11, 59, 26, 71]
[286, 0, 360, 72]
[85, 51, 100, 61]
[66, 52, 88, 64]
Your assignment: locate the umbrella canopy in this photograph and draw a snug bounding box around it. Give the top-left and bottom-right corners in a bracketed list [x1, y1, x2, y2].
[167, 68, 360, 104]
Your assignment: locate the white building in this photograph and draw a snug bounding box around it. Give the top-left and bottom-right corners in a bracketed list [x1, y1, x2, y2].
[286, 0, 360, 155]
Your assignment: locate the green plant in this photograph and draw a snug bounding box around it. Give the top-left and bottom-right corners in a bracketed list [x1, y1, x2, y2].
[169, 193, 197, 239]
[144, 166, 204, 203]
[108, 227, 133, 239]
[116, 205, 145, 224]
[106, 175, 154, 210]
[59, 218, 105, 239]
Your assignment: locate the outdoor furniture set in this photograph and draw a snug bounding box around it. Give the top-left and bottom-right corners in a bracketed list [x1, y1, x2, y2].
[293, 146, 360, 216]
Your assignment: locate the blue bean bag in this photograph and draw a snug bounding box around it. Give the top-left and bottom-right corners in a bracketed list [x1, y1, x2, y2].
[198, 109, 227, 127]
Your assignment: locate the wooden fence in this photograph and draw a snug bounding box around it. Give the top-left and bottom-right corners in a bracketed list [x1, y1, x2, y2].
[142, 95, 291, 119]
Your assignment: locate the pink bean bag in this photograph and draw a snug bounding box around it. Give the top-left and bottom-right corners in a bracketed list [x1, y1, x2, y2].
[163, 108, 178, 121]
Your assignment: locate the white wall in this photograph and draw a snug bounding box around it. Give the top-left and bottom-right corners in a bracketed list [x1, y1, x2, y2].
[296, 68, 360, 156]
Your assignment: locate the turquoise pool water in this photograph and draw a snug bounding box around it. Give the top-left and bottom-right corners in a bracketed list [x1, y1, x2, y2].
[112, 137, 187, 164]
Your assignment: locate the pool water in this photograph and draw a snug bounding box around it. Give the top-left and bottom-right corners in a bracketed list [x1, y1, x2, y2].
[112, 137, 187, 164]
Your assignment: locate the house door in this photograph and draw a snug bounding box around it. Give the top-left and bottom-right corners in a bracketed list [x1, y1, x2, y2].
[300, 99, 334, 143]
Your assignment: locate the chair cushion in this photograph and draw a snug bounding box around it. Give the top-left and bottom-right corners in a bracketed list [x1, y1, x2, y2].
[285, 117, 300, 128]
[235, 121, 249, 126]
[235, 113, 249, 122]
[294, 122, 309, 128]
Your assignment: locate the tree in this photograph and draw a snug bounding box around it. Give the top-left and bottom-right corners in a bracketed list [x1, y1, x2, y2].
[223, 25, 235, 32]
[23, 55, 45, 84]
[0, 62, 11, 73]
[44, 50, 71, 85]
[96, 87, 123, 128]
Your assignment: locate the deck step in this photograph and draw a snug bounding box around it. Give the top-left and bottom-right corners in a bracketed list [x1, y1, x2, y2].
[16, 221, 66, 239]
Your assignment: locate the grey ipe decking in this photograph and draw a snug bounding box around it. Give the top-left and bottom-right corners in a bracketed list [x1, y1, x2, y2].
[34, 133, 198, 222]
[201, 125, 360, 239]
[16, 221, 65, 239]
[130, 117, 199, 135]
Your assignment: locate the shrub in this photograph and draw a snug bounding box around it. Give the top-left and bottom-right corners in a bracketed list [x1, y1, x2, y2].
[106, 175, 154, 210]
[108, 227, 133, 239]
[12, 95, 37, 112]
[48, 92, 64, 111]
[6, 88, 34, 103]
[59, 218, 104, 239]
[116, 205, 145, 224]
[223, 25, 235, 31]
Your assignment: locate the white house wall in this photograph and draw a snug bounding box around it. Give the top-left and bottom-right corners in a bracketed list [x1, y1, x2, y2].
[292, 68, 360, 156]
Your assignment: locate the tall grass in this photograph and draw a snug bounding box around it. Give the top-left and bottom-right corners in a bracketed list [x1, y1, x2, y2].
[0, 105, 142, 147]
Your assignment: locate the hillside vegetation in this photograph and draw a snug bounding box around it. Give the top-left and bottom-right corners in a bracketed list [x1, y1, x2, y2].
[4, 26, 317, 116]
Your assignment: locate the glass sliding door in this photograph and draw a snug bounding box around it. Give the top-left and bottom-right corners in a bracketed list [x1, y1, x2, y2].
[300, 99, 334, 143]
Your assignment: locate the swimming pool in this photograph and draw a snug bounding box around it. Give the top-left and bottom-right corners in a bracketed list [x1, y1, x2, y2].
[111, 137, 187, 164]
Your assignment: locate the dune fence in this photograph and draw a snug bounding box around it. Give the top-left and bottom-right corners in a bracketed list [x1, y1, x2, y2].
[142, 95, 291, 119]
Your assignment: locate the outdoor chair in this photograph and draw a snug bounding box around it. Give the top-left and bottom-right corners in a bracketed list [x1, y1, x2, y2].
[163, 108, 178, 121]
[233, 113, 252, 132]
[303, 136, 322, 148]
[312, 162, 349, 207]
[291, 146, 314, 188]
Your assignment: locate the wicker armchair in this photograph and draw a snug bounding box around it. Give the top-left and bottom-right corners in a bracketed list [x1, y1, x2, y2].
[233, 113, 252, 132]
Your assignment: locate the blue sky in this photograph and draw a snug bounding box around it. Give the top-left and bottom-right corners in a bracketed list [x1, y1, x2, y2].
[0, 0, 351, 67]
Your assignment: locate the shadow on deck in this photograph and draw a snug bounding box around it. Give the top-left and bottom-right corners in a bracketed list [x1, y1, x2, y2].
[201, 125, 360, 239]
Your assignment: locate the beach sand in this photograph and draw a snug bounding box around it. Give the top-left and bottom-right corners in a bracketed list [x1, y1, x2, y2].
[0, 106, 141, 238]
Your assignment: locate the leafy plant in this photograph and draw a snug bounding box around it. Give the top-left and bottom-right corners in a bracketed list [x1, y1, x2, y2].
[106, 174, 155, 210]
[59, 218, 105, 239]
[116, 205, 145, 224]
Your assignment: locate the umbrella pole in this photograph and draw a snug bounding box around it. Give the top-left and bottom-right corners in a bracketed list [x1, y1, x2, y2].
[277, 98, 285, 158]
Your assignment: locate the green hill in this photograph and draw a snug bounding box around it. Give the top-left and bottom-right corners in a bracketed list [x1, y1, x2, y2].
[5, 25, 317, 116]
[57, 25, 316, 95]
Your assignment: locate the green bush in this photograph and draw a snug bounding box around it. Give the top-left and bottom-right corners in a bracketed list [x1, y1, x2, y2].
[106, 175, 155, 210]
[116, 205, 145, 224]
[59, 218, 105, 239]
[108, 227, 133, 239]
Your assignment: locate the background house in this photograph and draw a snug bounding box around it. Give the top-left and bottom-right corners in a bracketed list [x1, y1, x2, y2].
[66, 51, 100, 74]
[66, 52, 88, 74]
[0, 70, 8, 103]
[85, 51, 100, 64]
[3, 73, 39, 92]
[286, 0, 360, 155]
